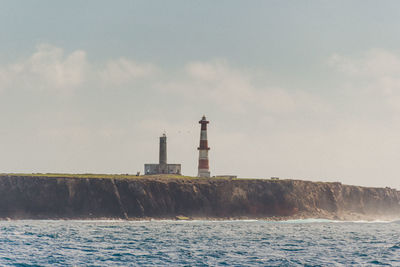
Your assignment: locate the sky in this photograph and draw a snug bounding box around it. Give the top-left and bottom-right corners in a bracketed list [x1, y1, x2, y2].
[1, 1, 400, 188]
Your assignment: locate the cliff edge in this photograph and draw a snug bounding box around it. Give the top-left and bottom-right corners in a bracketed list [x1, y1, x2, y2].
[0, 175, 399, 220]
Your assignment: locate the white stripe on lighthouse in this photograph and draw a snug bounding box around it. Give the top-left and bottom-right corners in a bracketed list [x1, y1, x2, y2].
[200, 130, 207, 140]
[199, 150, 208, 159]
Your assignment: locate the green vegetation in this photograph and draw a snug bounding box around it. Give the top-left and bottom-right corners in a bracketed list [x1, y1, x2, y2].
[0, 173, 191, 180]
[0, 173, 271, 181]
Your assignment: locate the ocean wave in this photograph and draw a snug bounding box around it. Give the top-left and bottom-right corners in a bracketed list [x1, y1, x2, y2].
[3, 218, 400, 225]
[1, 220, 399, 265]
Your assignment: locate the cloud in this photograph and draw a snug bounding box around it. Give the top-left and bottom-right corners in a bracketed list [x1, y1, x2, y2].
[0, 44, 157, 94]
[0, 44, 88, 93]
[329, 48, 400, 111]
[163, 60, 328, 114]
[329, 49, 400, 77]
[329, 49, 400, 94]
[0, 44, 326, 118]
[99, 58, 157, 86]
[29, 44, 88, 90]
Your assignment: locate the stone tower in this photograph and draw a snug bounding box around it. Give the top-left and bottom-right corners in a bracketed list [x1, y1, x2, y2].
[159, 133, 167, 165]
[198, 115, 210, 178]
[144, 133, 181, 175]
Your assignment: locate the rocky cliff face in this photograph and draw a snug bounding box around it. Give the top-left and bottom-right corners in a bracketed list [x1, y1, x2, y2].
[0, 175, 399, 220]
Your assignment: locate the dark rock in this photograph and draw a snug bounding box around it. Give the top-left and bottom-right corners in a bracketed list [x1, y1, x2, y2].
[0, 176, 399, 220]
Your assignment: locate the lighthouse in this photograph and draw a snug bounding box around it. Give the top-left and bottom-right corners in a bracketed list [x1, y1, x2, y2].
[198, 115, 210, 178]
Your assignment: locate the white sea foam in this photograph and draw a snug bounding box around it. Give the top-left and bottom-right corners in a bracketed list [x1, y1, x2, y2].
[278, 218, 339, 224]
[277, 218, 400, 224]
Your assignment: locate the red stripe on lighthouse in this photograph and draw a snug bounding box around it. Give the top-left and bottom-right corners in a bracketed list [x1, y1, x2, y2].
[198, 159, 209, 169]
[198, 140, 209, 149]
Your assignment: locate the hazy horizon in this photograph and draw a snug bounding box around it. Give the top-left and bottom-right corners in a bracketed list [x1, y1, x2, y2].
[1, 1, 400, 188]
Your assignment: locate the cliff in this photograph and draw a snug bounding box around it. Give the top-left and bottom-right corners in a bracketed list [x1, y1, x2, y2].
[0, 174, 399, 220]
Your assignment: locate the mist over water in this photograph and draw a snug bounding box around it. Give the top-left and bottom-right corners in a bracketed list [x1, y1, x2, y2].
[0, 220, 399, 266]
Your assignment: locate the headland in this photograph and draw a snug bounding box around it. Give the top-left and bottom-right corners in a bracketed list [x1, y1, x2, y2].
[0, 174, 399, 221]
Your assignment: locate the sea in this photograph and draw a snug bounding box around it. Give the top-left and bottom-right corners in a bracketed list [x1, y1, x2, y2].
[0, 219, 399, 266]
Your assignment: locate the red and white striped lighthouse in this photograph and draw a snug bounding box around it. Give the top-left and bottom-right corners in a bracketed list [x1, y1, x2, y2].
[198, 115, 210, 178]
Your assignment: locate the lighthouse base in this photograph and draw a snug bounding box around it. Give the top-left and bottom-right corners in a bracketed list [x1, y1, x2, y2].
[198, 170, 210, 178]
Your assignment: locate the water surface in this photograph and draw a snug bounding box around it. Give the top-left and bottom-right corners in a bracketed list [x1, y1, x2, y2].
[0, 219, 399, 266]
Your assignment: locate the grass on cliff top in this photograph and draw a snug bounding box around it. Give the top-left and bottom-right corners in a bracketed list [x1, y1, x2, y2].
[0, 173, 187, 180]
[0, 173, 269, 181]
